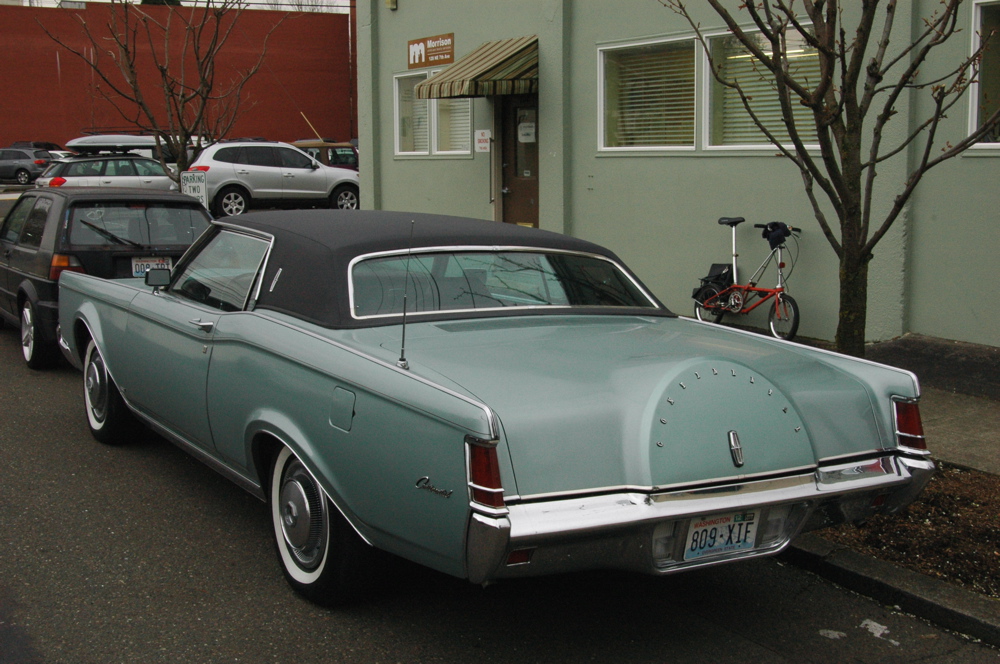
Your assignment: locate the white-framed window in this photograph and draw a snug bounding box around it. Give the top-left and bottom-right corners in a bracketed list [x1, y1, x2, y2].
[394, 72, 472, 156]
[598, 29, 819, 151]
[972, 0, 1000, 144]
[706, 31, 820, 147]
[600, 38, 696, 149]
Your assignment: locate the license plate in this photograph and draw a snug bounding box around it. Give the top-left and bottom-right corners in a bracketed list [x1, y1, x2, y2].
[684, 509, 760, 561]
[132, 256, 172, 277]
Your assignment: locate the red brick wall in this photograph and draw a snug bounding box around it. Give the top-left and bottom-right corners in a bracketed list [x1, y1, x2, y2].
[0, 5, 354, 149]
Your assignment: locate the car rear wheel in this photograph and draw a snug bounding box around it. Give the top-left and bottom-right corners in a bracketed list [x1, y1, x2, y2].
[83, 339, 137, 444]
[270, 446, 372, 605]
[15, 169, 31, 185]
[330, 184, 359, 210]
[214, 186, 250, 217]
[21, 300, 55, 369]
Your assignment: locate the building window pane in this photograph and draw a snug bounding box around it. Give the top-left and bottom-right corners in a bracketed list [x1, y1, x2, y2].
[603, 40, 695, 147]
[435, 97, 471, 152]
[979, 3, 1000, 142]
[709, 32, 819, 146]
[396, 74, 429, 154]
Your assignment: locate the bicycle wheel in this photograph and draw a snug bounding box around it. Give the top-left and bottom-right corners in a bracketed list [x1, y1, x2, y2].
[694, 285, 725, 324]
[768, 294, 799, 340]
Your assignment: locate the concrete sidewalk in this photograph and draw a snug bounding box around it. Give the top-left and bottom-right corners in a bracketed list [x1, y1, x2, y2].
[787, 333, 1000, 647]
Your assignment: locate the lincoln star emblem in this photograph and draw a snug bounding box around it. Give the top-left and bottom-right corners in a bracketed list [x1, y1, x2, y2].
[728, 431, 745, 467]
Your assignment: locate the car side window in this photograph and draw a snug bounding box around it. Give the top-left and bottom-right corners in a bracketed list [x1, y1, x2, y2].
[18, 198, 52, 249]
[172, 230, 269, 312]
[214, 147, 241, 164]
[134, 159, 167, 176]
[1, 197, 35, 243]
[106, 159, 137, 177]
[244, 146, 277, 168]
[278, 148, 313, 169]
[66, 161, 103, 177]
[0, 150, 14, 160]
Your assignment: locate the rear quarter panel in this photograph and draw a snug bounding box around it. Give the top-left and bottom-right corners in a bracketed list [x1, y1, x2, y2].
[206, 311, 493, 579]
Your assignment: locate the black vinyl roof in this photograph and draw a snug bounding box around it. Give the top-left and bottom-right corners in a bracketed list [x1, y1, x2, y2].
[221, 209, 665, 328]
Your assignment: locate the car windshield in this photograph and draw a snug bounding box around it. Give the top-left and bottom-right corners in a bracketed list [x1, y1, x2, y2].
[352, 250, 656, 318]
[68, 203, 210, 247]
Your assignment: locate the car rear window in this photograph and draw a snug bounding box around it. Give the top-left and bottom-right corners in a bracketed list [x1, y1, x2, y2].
[67, 202, 210, 247]
[352, 250, 656, 318]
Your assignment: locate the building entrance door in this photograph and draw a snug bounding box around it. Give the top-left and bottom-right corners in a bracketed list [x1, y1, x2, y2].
[500, 94, 538, 227]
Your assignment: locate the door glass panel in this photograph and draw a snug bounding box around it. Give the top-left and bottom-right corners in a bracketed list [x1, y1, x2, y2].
[173, 230, 269, 312]
[515, 108, 537, 178]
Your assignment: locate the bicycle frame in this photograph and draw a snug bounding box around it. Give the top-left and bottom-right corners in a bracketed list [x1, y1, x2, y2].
[707, 224, 788, 316]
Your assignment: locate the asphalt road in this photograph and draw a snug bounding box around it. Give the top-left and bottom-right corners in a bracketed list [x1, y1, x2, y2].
[0, 327, 997, 664]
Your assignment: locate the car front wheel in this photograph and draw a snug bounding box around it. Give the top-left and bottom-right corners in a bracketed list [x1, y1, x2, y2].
[270, 446, 371, 605]
[330, 184, 359, 210]
[15, 169, 31, 185]
[83, 339, 136, 444]
[214, 186, 250, 216]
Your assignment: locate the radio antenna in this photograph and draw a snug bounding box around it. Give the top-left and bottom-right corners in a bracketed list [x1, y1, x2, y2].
[397, 220, 415, 370]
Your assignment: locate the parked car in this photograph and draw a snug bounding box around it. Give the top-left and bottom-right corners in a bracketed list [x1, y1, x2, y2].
[189, 140, 359, 217]
[56, 209, 934, 606]
[10, 141, 63, 152]
[292, 139, 359, 170]
[0, 148, 52, 184]
[0, 187, 211, 368]
[34, 153, 176, 191]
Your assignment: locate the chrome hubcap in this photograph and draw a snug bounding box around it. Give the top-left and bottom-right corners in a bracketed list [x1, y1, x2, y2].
[85, 354, 108, 421]
[278, 460, 328, 570]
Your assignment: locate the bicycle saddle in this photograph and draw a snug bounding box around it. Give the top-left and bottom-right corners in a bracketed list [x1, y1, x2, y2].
[718, 217, 746, 227]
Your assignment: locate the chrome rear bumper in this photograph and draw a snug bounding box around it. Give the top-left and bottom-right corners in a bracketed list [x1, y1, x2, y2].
[466, 454, 934, 584]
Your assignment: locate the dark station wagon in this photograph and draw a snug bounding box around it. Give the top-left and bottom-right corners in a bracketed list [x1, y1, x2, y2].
[0, 187, 211, 368]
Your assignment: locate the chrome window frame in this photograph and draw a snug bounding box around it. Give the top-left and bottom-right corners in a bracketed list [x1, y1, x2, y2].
[347, 245, 662, 321]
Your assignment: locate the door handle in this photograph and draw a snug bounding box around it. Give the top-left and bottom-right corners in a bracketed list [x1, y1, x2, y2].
[188, 318, 214, 333]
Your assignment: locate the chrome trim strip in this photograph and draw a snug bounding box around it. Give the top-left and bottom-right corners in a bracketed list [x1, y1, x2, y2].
[347, 245, 662, 321]
[510, 463, 820, 504]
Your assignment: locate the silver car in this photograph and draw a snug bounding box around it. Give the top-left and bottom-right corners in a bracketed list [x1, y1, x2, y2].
[35, 154, 176, 191]
[189, 140, 360, 216]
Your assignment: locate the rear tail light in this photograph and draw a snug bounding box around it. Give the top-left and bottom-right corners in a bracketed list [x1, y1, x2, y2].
[192, 166, 210, 172]
[49, 254, 86, 281]
[466, 435, 504, 509]
[48, 177, 67, 187]
[893, 399, 927, 451]
[34, 159, 47, 165]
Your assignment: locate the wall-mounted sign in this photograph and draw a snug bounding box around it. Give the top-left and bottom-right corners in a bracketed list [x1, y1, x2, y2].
[408, 33, 455, 69]
[475, 130, 492, 153]
[518, 122, 536, 143]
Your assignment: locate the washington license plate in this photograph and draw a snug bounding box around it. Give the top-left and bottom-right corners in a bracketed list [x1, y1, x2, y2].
[684, 509, 760, 561]
[132, 256, 172, 277]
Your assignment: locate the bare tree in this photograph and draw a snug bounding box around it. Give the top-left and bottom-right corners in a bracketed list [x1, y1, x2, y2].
[41, 0, 283, 177]
[663, 0, 1000, 356]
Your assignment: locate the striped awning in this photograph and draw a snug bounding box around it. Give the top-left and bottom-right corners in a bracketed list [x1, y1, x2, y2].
[414, 36, 538, 99]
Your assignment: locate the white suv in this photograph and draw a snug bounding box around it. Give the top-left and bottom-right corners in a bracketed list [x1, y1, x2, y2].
[190, 140, 360, 217]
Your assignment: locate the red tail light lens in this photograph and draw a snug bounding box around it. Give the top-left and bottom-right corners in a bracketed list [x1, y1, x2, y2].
[49, 177, 67, 187]
[50, 254, 86, 281]
[894, 400, 927, 450]
[192, 166, 210, 172]
[467, 436, 504, 508]
[34, 159, 47, 165]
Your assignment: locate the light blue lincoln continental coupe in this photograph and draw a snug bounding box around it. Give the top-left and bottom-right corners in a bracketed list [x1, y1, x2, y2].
[58, 210, 934, 606]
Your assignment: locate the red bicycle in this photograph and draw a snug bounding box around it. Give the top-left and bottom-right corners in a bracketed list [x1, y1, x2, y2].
[692, 217, 802, 340]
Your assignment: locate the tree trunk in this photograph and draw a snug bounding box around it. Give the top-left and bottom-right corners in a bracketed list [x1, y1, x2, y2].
[835, 249, 870, 357]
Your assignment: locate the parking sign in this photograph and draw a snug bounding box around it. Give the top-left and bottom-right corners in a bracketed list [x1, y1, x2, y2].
[181, 171, 208, 209]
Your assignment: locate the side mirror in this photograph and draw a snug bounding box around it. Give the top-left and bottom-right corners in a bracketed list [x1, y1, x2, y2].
[145, 268, 171, 291]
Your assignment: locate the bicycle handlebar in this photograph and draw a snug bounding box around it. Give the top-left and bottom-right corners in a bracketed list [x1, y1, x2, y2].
[754, 223, 803, 233]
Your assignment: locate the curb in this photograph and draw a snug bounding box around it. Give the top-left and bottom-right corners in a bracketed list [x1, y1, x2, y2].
[784, 533, 1000, 647]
